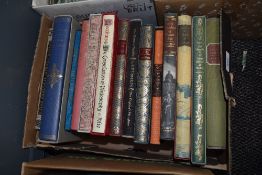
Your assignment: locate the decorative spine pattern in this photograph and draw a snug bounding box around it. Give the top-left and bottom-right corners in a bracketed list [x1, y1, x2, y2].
[134, 25, 154, 144]
[110, 20, 129, 136]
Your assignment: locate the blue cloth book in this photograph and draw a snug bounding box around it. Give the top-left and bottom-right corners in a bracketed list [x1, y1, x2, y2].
[39, 16, 77, 141]
[65, 30, 81, 130]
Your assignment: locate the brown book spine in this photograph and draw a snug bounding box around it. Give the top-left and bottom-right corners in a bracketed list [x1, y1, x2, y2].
[150, 27, 164, 144]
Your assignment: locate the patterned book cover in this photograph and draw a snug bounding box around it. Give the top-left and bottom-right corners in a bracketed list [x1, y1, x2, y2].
[92, 14, 118, 135]
[64, 30, 81, 131]
[122, 19, 142, 137]
[206, 17, 226, 149]
[78, 14, 102, 133]
[191, 16, 206, 164]
[161, 13, 177, 140]
[175, 15, 192, 159]
[150, 27, 164, 144]
[150, 27, 163, 145]
[35, 28, 53, 130]
[71, 20, 89, 131]
[110, 20, 129, 136]
[134, 25, 154, 144]
[39, 16, 80, 141]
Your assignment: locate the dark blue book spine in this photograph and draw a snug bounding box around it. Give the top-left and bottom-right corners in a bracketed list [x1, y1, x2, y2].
[65, 30, 81, 130]
[39, 16, 72, 141]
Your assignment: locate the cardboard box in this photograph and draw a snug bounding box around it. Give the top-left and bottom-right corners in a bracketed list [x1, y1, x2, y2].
[23, 0, 240, 174]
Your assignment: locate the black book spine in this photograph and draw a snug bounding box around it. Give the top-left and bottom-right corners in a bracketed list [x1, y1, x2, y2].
[122, 19, 142, 137]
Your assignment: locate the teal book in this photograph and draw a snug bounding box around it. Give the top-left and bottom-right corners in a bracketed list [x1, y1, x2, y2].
[65, 30, 81, 130]
[191, 16, 206, 164]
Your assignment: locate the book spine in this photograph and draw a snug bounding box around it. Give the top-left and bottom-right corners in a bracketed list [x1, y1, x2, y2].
[161, 13, 177, 140]
[122, 19, 142, 137]
[134, 25, 154, 144]
[191, 16, 206, 164]
[64, 30, 81, 131]
[78, 14, 102, 133]
[110, 20, 129, 136]
[35, 28, 53, 130]
[92, 14, 118, 135]
[175, 15, 192, 159]
[206, 18, 227, 149]
[39, 16, 73, 141]
[150, 27, 163, 144]
[71, 20, 89, 131]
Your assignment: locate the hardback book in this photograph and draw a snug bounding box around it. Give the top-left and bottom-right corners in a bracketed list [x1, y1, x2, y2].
[191, 16, 207, 164]
[110, 20, 129, 136]
[71, 20, 90, 131]
[150, 27, 163, 145]
[206, 17, 226, 149]
[39, 15, 80, 143]
[78, 14, 103, 133]
[35, 28, 53, 130]
[92, 14, 118, 135]
[161, 13, 177, 140]
[175, 14, 192, 159]
[134, 25, 154, 144]
[122, 19, 142, 137]
[64, 30, 81, 131]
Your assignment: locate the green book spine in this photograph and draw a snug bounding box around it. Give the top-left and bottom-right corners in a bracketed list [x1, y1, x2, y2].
[191, 16, 206, 164]
[175, 15, 192, 160]
[206, 18, 227, 149]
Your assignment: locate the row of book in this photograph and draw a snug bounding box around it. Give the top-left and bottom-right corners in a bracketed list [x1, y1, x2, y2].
[36, 13, 226, 165]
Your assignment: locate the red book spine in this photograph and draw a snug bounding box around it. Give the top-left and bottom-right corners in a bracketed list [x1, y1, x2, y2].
[71, 20, 89, 131]
[91, 13, 118, 135]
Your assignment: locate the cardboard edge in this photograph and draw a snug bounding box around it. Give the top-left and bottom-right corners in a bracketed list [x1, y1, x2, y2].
[22, 154, 214, 175]
[22, 15, 52, 148]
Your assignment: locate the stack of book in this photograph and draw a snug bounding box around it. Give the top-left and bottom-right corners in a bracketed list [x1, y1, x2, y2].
[37, 12, 226, 165]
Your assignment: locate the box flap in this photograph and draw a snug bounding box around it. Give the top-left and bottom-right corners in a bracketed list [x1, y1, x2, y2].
[23, 15, 52, 148]
[22, 154, 214, 175]
[32, 0, 157, 25]
[220, 10, 233, 99]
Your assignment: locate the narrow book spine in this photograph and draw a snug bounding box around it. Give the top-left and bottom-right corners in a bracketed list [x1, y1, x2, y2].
[64, 30, 81, 131]
[39, 16, 73, 141]
[122, 19, 142, 137]
[191, 16, 206, 164]
[92, 14, 118, 135]
[150, 28, 163, 145]
[110, 20, 129, 136]
[78, 14, 102, 133]
[35, 28, 53, 130]
[206, 18, 226, 149]
[134, 25, 154, 144]
[175, 15, 192, 159]
[71, 20, 89, 131]
[161, 13, 177, 140]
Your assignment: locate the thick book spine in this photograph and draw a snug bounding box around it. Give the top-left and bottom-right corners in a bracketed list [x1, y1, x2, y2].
[39, 16, 78, 141]
[161, 13, 177, 140]
[92, 14, 118, 135]
[175, 15, 192, 159]
[134, 25, 154, 144]
[150, 28, 163, 144]
[64, 30, 81, 130]
[122, 19, 142, 137]
[110, 20, 129, 136]
[191, 16, 206, 164]
[71, 20, 89, 131]
[78, 14, 102, 133]
[206, 18, 226, 149]
[35, 28, 53, 130]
